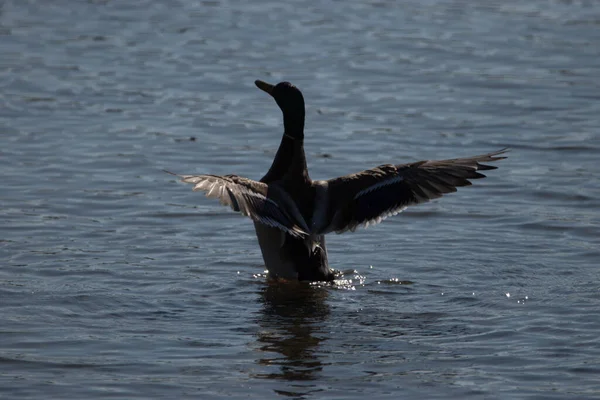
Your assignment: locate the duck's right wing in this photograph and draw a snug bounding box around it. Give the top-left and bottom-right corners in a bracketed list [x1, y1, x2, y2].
[165, 171, 309, 238]
[320, 149, 507, 234]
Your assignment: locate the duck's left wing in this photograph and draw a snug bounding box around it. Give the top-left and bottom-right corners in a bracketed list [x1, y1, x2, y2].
[165, 171, 309, 238]
[320, 149, 507, 234]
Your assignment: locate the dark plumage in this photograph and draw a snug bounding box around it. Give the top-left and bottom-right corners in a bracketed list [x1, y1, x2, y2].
[166, 80, 507, 282]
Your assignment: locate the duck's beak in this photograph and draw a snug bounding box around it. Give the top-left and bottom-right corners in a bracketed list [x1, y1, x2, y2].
[255, 80, 274, 97]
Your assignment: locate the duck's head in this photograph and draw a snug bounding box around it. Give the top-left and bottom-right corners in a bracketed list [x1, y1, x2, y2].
[255, 80, 305, 136]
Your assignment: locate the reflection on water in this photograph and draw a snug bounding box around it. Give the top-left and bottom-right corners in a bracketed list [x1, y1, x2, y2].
[253, 282, 330, 392]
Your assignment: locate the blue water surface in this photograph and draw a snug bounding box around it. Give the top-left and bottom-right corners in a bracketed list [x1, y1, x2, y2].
[2, 1, 599, 399]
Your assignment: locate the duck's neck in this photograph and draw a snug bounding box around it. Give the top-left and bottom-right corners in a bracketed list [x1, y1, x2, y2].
[283, 114, 304, 138]
[261, 119, 309, 184]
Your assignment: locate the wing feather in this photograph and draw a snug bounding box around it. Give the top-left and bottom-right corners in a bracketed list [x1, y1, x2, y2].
[321, 149, 507, 234]
[165, 171, 309, 237]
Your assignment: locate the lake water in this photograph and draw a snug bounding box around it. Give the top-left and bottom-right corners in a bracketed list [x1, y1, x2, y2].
[2, 0, 600, 398]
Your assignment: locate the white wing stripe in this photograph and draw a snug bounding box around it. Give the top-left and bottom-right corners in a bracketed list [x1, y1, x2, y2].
[206, 182, 220, 198]
[354, 174, 404, 199]
[360, 206, 407, 230]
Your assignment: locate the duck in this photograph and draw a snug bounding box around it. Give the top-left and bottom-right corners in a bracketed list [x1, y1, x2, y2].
[166, 80, 506, 282]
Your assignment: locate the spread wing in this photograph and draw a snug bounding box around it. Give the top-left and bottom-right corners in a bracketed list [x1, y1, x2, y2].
[322, 149, 507, 234]
[165, 171, 309, 238]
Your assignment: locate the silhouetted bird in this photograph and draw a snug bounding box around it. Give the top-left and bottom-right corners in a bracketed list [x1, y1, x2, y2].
[166, 80, 506, 282]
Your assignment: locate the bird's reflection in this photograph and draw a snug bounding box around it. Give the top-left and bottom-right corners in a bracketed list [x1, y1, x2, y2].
[253, 281, 331, 387]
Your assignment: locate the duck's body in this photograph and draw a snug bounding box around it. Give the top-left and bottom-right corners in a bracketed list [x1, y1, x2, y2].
[167, 80, 506, 282]
[254, 107, 332, 281]
[253, 223, 330, 281]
